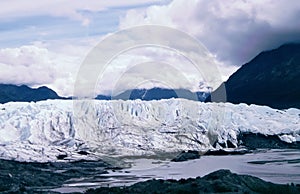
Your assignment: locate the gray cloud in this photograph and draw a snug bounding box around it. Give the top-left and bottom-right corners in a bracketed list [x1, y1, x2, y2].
[120, 0, 300, 66]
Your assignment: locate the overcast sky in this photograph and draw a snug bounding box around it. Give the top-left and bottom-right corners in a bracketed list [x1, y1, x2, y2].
[0, 0, 300, 96]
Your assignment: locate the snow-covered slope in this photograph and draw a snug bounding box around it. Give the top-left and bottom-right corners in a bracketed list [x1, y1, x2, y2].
[0, 99, 299, 162]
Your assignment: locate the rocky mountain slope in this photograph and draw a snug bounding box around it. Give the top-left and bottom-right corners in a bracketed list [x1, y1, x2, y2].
[208, 43, 300, 109]
[0, 84, 64, 103]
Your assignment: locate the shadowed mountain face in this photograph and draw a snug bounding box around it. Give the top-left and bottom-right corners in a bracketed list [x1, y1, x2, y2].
[209, 43, 300, 109]
[0, 84, 63, 104]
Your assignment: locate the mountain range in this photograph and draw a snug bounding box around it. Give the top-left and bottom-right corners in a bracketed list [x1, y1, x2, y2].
[0, 84, 208, 104]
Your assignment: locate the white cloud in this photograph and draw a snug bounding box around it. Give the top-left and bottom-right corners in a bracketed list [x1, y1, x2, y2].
[95, 49, 194, 95]
[0, 46, 56, 85]
[94, 45, 230, 96]
[0, 44, 87, 96]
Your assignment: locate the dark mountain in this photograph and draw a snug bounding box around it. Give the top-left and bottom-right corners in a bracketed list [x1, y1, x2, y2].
[95, 94, 111, 100]
[0, 84, 207, 103]
[0, 84, 64, 104]
[113, 87, 208, 101]
[207, 43, 300, 109]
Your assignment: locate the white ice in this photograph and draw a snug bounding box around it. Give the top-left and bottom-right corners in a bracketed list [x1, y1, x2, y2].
[0, 99, 299, 162]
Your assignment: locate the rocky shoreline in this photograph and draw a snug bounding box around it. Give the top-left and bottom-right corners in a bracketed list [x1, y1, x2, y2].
[86, 169, 300, 194]
[0, 159, 110, 193]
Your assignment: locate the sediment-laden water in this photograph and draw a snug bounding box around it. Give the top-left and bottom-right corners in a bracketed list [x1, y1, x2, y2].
[1, 149, 299, 193]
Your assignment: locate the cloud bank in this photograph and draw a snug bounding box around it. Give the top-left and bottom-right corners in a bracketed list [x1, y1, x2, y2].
[0, 44, 83, 96]
[120, 0, 300, 66]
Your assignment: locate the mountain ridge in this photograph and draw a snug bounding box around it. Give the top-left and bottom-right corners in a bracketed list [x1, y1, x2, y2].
[0, 84, 208, 103]
[0, 84, 64, 104]
[207, 43, 300, 109]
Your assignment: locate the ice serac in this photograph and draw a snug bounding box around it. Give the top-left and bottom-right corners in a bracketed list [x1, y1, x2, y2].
[0, 99, 299, 162]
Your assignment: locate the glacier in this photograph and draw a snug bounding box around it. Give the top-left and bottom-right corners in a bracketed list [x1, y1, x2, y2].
[0, 99, 299, 162]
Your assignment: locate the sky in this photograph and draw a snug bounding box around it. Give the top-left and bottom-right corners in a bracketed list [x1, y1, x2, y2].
[0, 0, 300, 97]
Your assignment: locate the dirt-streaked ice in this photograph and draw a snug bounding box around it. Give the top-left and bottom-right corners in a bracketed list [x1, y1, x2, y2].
[0, 99, 299, 162]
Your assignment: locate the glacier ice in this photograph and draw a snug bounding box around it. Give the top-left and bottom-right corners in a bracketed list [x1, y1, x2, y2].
[0, 99, 299, 162]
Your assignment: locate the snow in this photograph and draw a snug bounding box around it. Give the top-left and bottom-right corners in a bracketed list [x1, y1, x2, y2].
[0, 99, 299, 162]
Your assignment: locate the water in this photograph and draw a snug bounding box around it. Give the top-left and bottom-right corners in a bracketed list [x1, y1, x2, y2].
[55, 149, 300, 193]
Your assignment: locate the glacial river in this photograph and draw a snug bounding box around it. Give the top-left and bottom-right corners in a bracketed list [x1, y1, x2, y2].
[55, 149, 300, 193]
